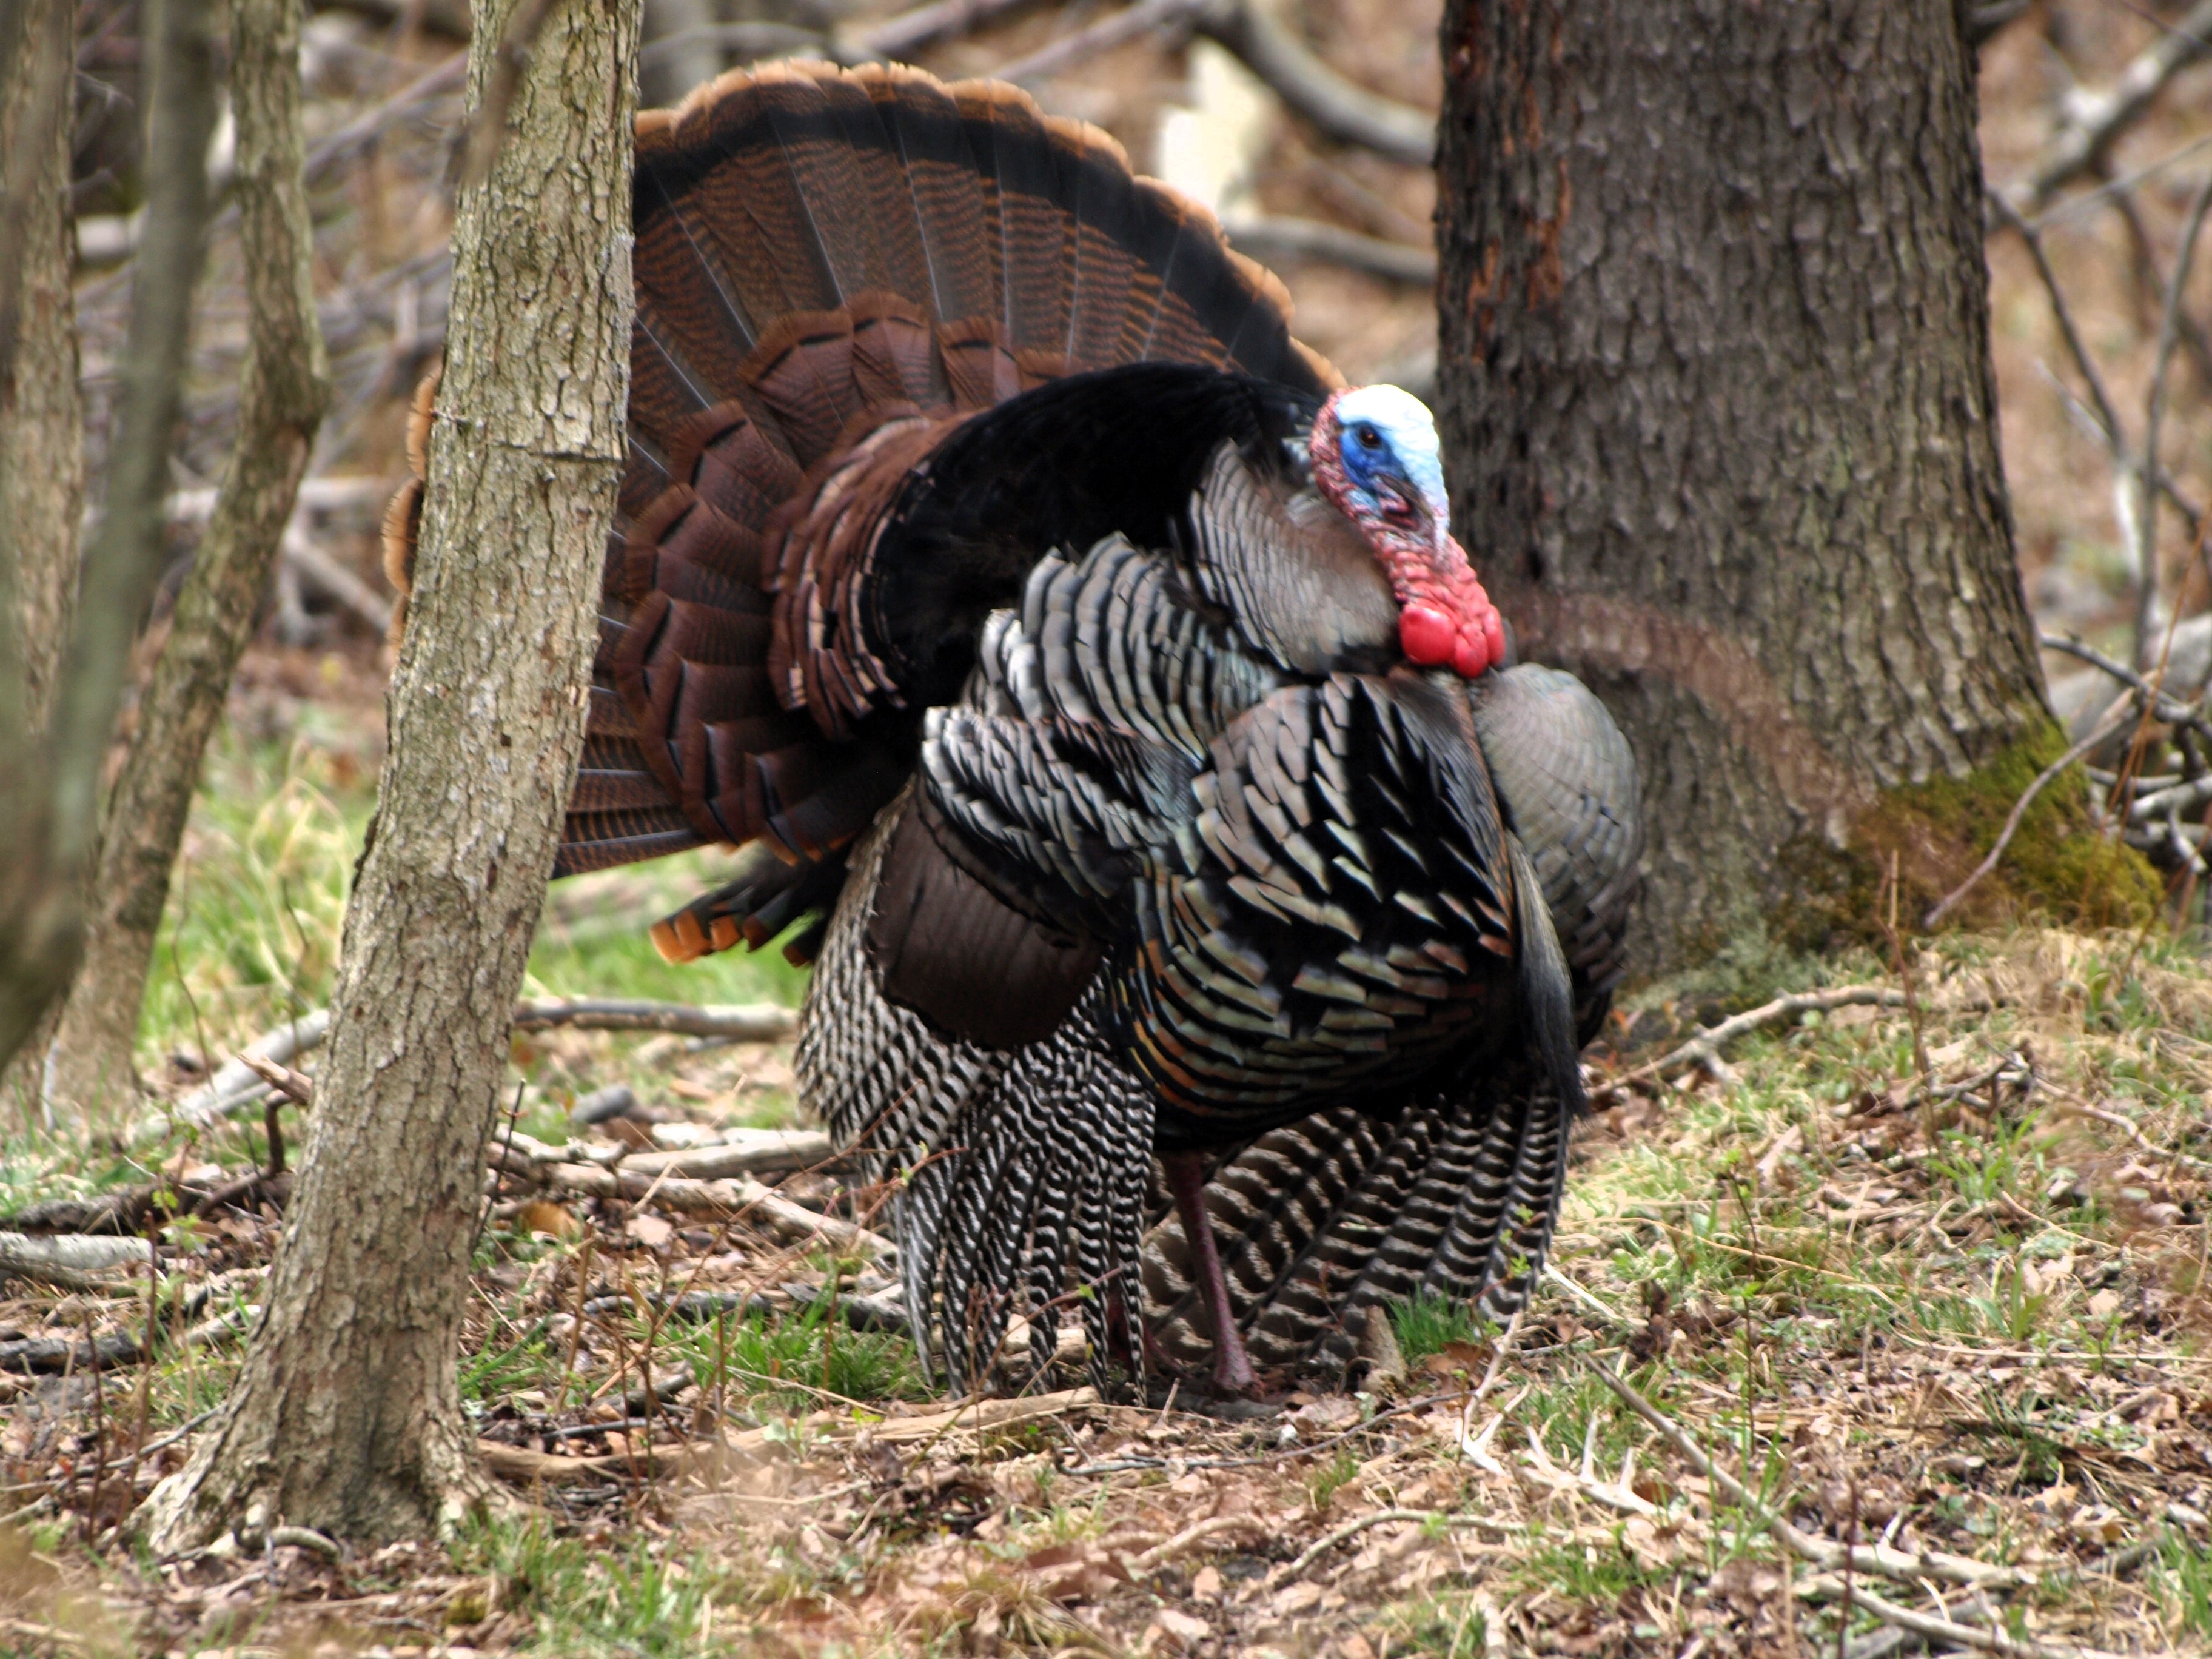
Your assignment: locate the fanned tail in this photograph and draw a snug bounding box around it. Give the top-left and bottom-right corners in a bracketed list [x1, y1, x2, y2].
[383, 61, 1335, 950]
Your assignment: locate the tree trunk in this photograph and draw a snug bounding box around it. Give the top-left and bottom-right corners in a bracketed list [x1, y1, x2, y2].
[137, 0, 639, 1550]
[0, 0, 85, 1128]
[0, 0, 218, 1076]
[43, 0, 333, 1128]
[1435, 0, 2053, 972]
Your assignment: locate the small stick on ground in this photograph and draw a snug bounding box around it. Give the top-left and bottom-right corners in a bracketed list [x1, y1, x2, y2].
[1270, 1508, 1526, 1584]
[1594, 987, 1909, 1102]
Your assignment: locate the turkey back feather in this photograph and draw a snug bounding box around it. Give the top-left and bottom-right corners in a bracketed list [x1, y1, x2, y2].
[377, 60, 1339, 949]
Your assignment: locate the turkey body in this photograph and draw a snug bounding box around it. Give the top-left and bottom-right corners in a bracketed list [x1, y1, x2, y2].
[384, 61, 1642, 1395]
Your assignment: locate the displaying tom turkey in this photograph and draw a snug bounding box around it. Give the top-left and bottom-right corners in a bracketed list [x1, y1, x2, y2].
[384, 60, 1642, 1396]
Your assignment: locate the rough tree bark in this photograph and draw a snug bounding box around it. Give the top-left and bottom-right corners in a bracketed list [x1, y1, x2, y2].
[0, 0, 86, 1128]
[44, 0, 333, 1126]
[1, 0, 84, 731]
[138, 0, 640, 1549]
[0, 0, 218, 1074]
[1435, 0, 2051, 971]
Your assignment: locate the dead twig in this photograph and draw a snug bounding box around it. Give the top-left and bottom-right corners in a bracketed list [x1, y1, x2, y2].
[1585, 1358, 2037, 1595]
[1594, 987, 1909, 1101]
[1270, 1507, 1525, 1583]
[238, 1051, 314, 1105]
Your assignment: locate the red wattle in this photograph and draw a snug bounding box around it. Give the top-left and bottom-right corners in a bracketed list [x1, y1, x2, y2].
[1452, 633, 1490, 679]
[1400, 603, 1457, 666]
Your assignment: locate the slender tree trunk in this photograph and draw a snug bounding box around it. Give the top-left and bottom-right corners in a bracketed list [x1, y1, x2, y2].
[1435, 0, 2049, 971]
[1, 0, 84, 732]
[44, 0, 333, 1127]
[0, 0, 218, 1074]
[138, 0, 639, 1550]
[0, 0, 86, 1128]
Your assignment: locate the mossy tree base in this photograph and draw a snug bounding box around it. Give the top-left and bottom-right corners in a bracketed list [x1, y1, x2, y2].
[1774, 721, 2161, 956]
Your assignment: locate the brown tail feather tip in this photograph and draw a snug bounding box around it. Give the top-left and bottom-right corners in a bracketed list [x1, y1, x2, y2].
[651, 910, 709, 963]
[630, 58, 1342, 390]
[651, 901, 748, 961]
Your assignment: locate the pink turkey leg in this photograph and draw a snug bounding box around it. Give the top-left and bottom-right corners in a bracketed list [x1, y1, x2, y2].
[1162, 1150, 1258, 1395]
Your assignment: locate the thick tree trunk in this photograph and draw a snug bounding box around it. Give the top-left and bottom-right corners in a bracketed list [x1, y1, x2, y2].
[0, 0, 85, 1129]
[44, 0, 333, 1127]
[1435, 0, 2048, 971]
[138, 0, 638, 1550]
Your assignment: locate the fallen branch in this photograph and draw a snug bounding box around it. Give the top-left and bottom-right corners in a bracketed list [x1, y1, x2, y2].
[134, 997, 797, 1145]
[2045, 1090, 2212, 1176]
[283, 526, 394, 634]
[0, 1233, 153, 1290]
[511, 998, 797, 1042]
[615, 1129, 839, 1180]
[1128, 1514, 1264, 1575]
[1923, 711, 2131, 928]
[1594, 986, 1908, 1100]
[2042, 634, 2212, 732]
[490, 1149, 893, 1258]
[478, 1386, 1100, 1484]
[851, 0, 1050, 58]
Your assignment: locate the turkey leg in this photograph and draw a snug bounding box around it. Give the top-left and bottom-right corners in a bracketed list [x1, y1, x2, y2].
[1162, 1150, 1258, 1395]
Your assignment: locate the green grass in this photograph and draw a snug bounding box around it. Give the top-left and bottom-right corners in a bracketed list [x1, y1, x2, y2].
[659, 1300, 928, 1418]
[1387, 1294, 1491, 1366]
[1376, 1592, 1489, 1657]
[457, 1514, 723, 1657]
[2158, 1532, 2212, 1640]
[135, 734, 808, 1078]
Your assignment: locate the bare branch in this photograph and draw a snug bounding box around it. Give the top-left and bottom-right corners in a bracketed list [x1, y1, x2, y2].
[853, 0, 1047, 58]
[1222, 213, 1435, 283]
[2133, 169, 2212, 660]
[1194, 0, 1431, 166]
[2009, 0, 2212, 212]
[1987, 195, 2127, 452]
[1000, 0, 1203, 84]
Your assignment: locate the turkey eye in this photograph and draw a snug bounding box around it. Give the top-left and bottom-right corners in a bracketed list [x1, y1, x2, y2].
[1355, 426, 1382, 450]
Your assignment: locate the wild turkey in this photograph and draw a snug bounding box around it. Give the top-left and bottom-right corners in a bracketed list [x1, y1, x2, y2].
[384, 61, 1642, 1395]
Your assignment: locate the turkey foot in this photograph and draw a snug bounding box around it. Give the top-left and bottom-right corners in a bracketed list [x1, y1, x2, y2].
[1162, 1150, 1258, 1396]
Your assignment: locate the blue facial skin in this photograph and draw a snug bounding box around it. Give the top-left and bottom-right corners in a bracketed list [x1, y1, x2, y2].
[1333, 384, 1450, 528]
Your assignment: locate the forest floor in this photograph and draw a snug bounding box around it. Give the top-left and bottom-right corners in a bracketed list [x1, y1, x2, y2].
[2, 745, 2211, 1657]
[10, 0, 2212, 1651]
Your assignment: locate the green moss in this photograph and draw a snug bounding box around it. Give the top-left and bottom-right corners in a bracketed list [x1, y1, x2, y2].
[1772, 720, 2160, 953]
